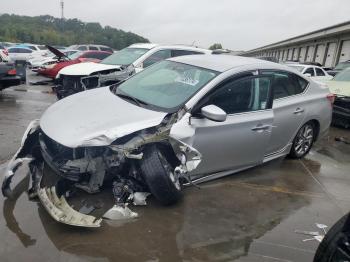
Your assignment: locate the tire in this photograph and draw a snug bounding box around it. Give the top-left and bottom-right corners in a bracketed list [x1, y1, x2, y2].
[289, 122, 315, 159]
[140, 144, 182, 205]
[313, 214, 350, 262]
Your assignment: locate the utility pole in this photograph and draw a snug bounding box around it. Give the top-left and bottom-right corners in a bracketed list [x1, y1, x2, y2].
[60, 0, 64, 20]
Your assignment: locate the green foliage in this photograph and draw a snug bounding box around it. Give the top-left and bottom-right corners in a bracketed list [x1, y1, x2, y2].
[0, 14, 149, 49]
[209, 43, 223, 50]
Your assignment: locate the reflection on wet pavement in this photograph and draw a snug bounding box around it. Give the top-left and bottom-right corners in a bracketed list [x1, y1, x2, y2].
[0, 76, 349, 261]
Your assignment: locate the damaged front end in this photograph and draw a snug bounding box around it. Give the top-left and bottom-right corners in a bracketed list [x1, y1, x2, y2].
[2, 114, 201, 228]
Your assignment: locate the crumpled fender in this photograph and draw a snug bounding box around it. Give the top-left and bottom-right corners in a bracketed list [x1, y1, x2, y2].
[2, 119, 40, 197]
[168, 136, 202, 173]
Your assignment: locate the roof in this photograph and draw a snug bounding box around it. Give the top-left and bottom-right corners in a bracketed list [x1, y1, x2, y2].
[288, 63, 320, 68]
[129, 43, 159, 49]
[169, 54, 276, 72]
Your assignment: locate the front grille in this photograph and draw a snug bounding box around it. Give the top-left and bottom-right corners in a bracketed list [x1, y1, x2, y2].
[62, 75, 83, 91]
[40, 132, 84, 160]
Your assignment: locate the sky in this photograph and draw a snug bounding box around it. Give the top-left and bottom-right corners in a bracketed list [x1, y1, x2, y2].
[2, 0, 350, 51]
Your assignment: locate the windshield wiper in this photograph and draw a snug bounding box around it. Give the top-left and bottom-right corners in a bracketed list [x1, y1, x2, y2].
[116, 93, 148, 107]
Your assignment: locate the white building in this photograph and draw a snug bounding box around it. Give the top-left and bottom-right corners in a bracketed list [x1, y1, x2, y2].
[243, 20, 350, 67]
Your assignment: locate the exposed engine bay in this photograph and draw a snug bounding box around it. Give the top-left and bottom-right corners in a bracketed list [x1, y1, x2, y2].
[2, 112, 201, 228]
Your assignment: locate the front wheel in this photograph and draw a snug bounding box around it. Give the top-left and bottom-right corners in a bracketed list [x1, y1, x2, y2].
[140, 145, 182, 205]
[289, 122, 315, 159]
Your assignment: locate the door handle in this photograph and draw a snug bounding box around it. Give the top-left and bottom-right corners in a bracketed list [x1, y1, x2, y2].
[251, 124, 271, 131]
[293, 108, 305, 114]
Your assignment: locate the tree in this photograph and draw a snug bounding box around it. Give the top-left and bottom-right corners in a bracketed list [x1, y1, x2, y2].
[0, 14, 149, 50]
[209, 43, 223, 50]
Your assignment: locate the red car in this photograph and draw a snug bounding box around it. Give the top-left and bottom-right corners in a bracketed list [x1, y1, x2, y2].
[37, 46, 112, 79]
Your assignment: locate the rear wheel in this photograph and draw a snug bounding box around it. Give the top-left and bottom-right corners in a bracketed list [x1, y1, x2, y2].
[140, 145, 182, 205]
[289, 122, 315, 159]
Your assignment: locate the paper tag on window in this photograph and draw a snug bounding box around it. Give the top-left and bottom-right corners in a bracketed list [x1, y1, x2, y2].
[175, 76, 199, 86]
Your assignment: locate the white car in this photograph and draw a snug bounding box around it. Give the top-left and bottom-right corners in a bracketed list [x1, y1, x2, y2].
[287, 64, 333, 82]
[22, 44, 50, 57]
[7, 46, 44, 62]
[55, 43, 212, 99]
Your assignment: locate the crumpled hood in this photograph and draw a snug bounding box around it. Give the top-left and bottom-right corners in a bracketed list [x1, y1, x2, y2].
[40, 87, 167, 148]
[327, 81, 350, 97]
[58, 62, 121, 76]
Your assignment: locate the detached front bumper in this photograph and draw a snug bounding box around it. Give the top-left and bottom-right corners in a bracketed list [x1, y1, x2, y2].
[2, 120, 40, 197]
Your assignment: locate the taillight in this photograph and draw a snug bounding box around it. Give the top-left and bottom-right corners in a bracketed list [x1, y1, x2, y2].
[7, 69, 16, 75]
[327, 93, 336, 105]
[3, 49, 8, 56]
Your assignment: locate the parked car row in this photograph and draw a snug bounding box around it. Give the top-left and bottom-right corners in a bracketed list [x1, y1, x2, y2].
[54, 43, 211, 98]
[286, 63, 333, 82]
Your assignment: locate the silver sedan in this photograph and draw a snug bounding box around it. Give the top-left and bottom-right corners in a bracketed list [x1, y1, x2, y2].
[2, 55, 333, 227]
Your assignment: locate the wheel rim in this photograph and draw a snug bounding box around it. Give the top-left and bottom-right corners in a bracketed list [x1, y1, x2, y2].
[294, 124, 314, 156]
[158, 151, 181, 190]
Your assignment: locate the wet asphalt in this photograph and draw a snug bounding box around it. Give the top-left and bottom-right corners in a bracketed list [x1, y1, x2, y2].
[0, 71, 350, 262]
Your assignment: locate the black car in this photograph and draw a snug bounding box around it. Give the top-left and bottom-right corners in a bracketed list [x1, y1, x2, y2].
[327, 60, 350, 76]
[314, 212, 350, 261]
[0, 58, 21, 91]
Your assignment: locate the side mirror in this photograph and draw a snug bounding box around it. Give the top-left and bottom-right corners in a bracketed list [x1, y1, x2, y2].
[304, 73, 312, 77]
[201, 105, 227, 122]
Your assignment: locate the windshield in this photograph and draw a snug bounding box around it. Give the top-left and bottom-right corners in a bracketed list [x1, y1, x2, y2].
[116, 60, 218, 112]
[288, 65, 305, 72]
[102, 47, 149, 66]
[334, 62, 350, 70]
[333, 69, 350, 81]
[68, 51, 83, 60]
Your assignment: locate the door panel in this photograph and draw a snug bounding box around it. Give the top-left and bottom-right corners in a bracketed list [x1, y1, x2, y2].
[261, 70, 309, 155]
[189, 110, 273, 175]
[266, 97, 306, 154]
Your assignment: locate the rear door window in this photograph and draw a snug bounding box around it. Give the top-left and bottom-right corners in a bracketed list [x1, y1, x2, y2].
[304, 67, 315, 76]
[77, 46, 88, 51]
[261, 71, 308, 99]
[89, 46, 99, 50]
[315, 67, 325, 76]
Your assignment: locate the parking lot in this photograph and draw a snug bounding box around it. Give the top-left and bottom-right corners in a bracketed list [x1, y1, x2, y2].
[0, 71, 348, 261]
